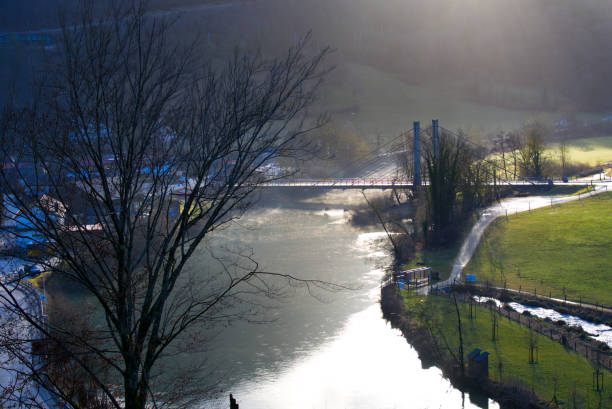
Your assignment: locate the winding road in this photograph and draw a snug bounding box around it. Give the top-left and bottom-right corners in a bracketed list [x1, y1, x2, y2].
[433, 175, 612, 291]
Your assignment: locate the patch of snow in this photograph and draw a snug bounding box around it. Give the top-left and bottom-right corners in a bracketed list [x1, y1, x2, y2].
[508, 302, 612, 348]
[472, 295, 612, 348]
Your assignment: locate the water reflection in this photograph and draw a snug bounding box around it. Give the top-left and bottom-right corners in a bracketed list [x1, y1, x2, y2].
[195, 191, 498, 409]
[210, 305, 497, 409]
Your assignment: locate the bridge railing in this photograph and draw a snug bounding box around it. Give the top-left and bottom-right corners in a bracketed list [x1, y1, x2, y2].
[258, 178, 413, 187]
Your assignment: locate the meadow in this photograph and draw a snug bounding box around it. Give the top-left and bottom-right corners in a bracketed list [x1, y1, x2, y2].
[402, 292, 611, 408]
[547, 136, 612, 166]
[465, 192, 612, 305]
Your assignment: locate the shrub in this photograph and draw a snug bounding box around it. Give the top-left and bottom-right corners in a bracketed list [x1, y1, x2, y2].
[525, 299, 544, 308]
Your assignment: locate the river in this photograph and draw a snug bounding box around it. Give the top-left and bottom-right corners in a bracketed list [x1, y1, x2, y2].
[190, 190, 498, 409]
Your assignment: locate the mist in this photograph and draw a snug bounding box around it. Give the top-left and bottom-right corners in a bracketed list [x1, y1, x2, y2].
[3, 0, 612, 134]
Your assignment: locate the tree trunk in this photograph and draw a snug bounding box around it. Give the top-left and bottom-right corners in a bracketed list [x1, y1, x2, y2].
[452, 293, 465, 377]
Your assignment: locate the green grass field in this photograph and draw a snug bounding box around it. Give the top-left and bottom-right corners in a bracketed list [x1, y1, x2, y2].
[490, 136, 612, 178]
[401, 244, 461, 281]
[465, 192, 612, 305]
[402, 292, 611, 407]
[548, 136, 612, 166]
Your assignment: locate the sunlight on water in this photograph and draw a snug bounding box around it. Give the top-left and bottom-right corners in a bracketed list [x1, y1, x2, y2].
[314, 208, 347, 218]
[206, 305, 498, 409]
[198, 192, 499, 409]
[354, 231, 394, 259]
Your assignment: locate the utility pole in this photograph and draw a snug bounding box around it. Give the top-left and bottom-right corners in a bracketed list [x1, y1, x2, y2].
[413, 121, 421, 187]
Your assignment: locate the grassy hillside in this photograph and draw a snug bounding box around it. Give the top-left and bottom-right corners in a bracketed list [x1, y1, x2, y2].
[317, 63, 604, 144]
[465, 192, 612, 305]
[402, 292, 612, 408]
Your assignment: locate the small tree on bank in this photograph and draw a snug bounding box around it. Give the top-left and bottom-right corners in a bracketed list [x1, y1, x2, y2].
[559, 137, 569, 178]
[0, 2, 335, 408]
[519, 122, 548, 179]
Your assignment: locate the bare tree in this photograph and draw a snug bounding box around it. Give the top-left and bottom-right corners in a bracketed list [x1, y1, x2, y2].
[493, 131, 510, 180]
[490, 307, 499, 341]
[503, 131, 521, 180]
[528, 328, 538, 364]
[0, 2, 335, 408]
[559, 137, 569, 178]
[519, 122, 548, 179]
[424, 131, 462, 245]
[423, 130, 495, 246]
[359, 191, 414, 268]
[452, 292, 465, 377]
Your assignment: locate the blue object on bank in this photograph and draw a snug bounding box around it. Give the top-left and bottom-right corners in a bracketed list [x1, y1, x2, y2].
[466, 274, 477, 281]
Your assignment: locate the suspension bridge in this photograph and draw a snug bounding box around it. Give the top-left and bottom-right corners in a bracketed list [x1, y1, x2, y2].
[259, 120, 549, 190]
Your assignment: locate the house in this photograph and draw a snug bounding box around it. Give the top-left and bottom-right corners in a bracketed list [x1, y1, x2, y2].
[1, 194, 66, 231]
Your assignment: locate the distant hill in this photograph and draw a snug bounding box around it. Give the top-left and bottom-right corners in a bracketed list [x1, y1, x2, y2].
[0, 0, 228, 33]
[3, 0, 612, 114]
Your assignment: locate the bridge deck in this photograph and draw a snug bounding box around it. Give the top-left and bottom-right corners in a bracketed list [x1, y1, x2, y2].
[258, 180, 414, 189]
[256, 179, 587, 189]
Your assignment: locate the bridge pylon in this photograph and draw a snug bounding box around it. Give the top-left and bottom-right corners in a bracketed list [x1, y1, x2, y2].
[432, 119, 439, 160]
[413, 121, 421, 187]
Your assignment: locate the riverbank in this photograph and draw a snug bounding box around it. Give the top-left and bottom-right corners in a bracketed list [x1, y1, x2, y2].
[381, 180, 612, 408]
[380, 285, 547, 409]
[381, 284, 612, 408]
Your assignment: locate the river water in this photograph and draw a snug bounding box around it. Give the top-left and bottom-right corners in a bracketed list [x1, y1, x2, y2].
[192, 190, 498, 409]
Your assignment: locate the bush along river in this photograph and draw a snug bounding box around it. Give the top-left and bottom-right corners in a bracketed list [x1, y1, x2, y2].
[196, 190, 498, 409]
